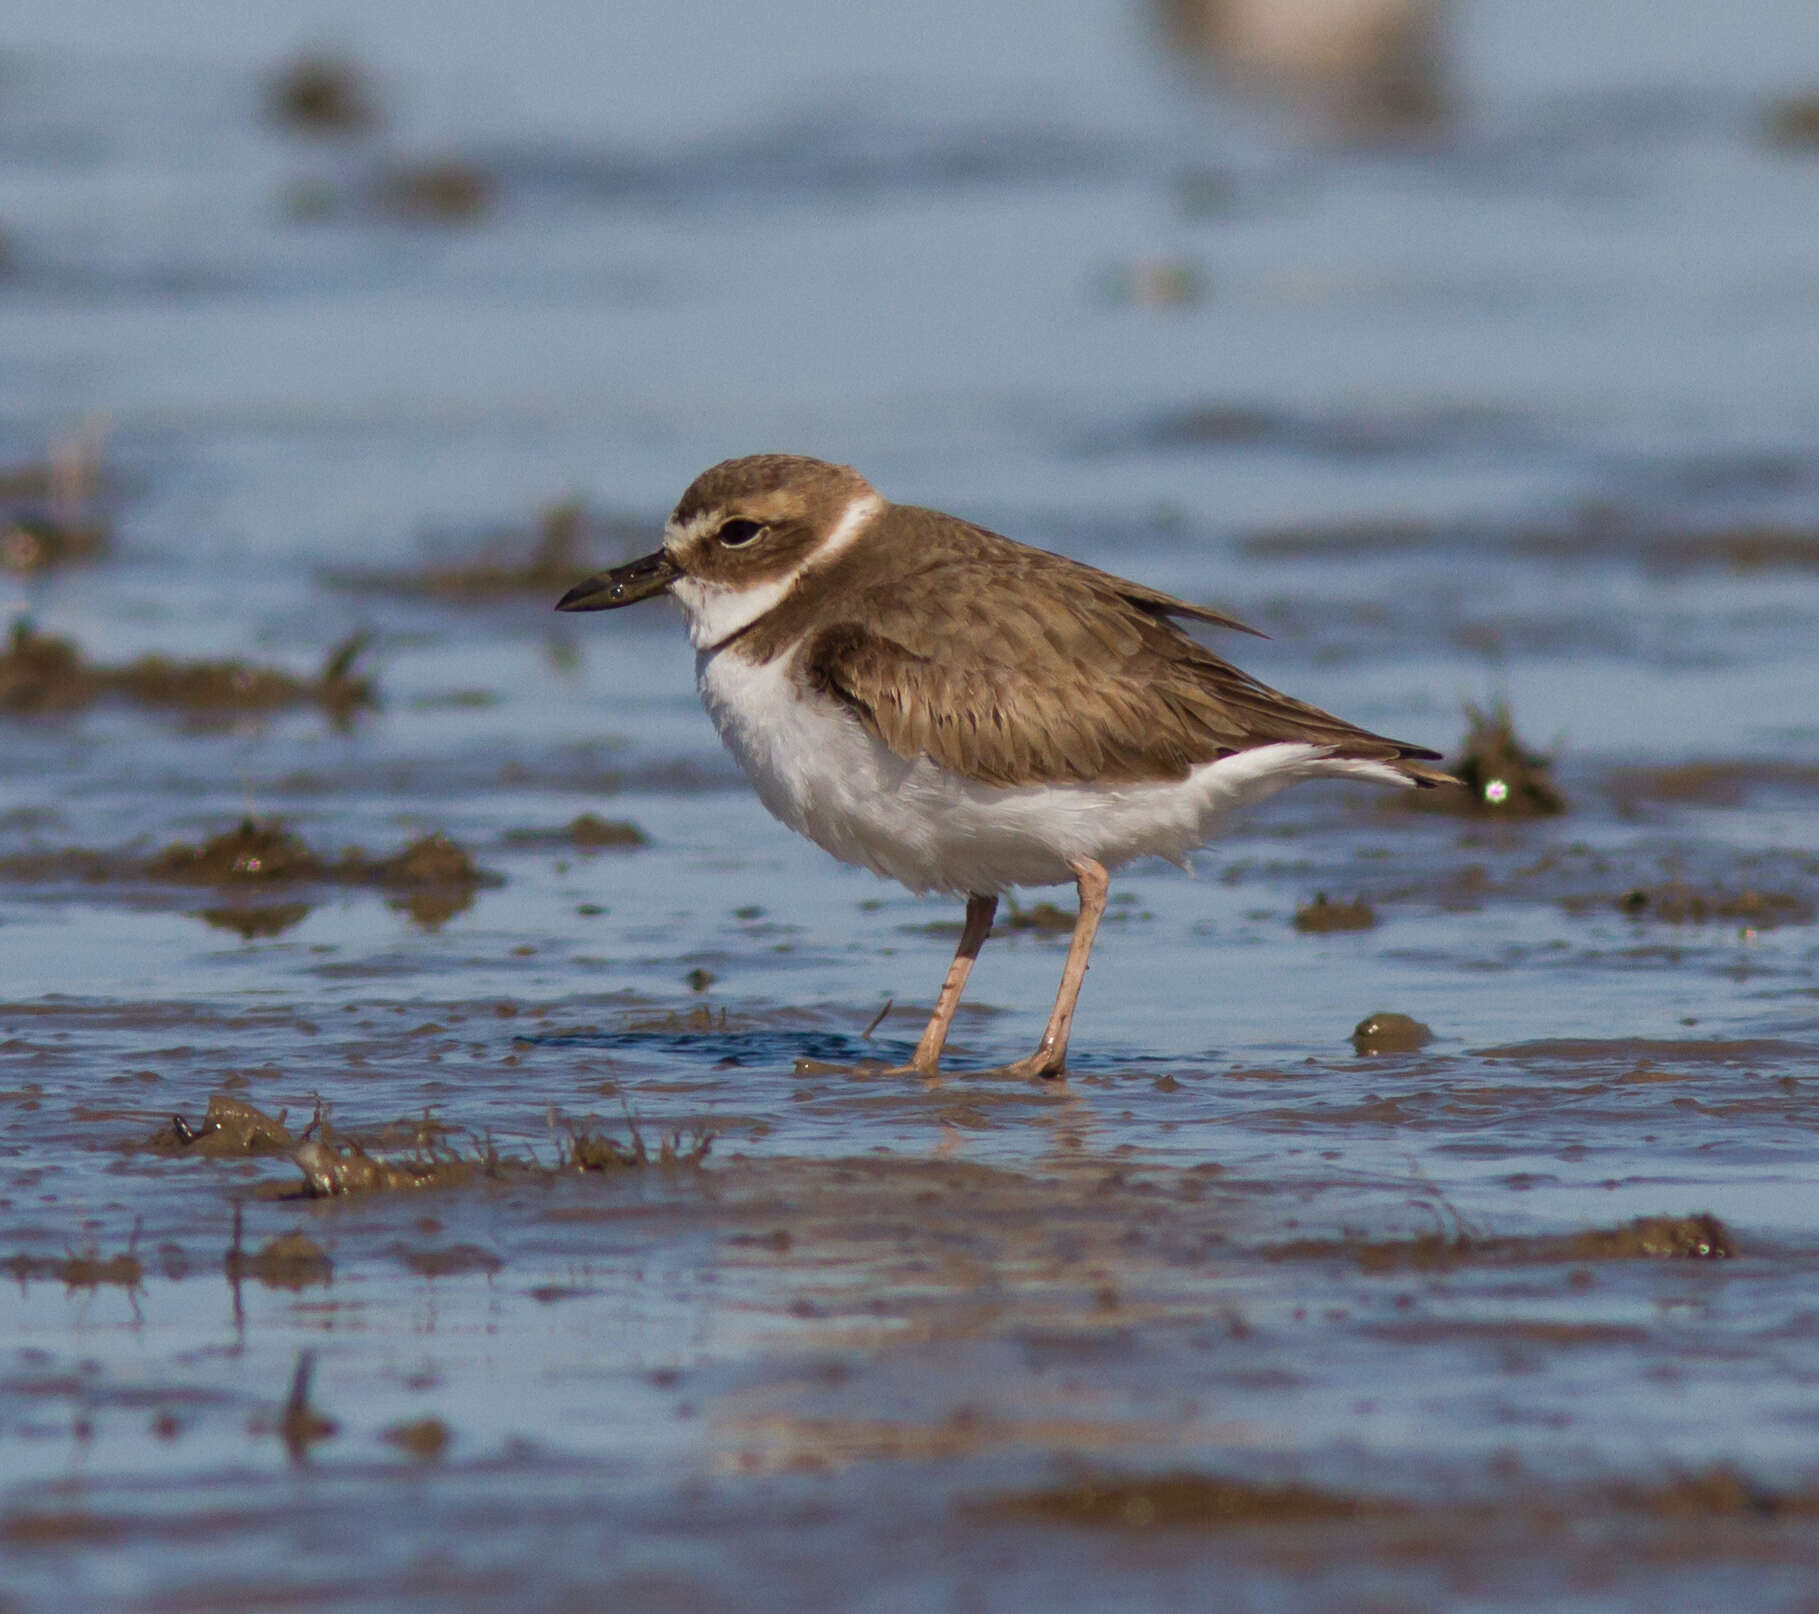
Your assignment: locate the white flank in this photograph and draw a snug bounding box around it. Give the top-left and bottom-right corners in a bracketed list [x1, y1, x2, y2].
[698, 648, 1416, 895]
[668, 491, 884, 651]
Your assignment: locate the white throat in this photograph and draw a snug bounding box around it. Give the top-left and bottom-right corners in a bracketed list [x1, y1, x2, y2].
[669, 491, 884, 651]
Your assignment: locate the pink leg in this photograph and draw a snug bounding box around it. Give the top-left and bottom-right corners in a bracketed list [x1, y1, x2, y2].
[999, 858, 1109, 1079]
[900, 892, 997, 1074]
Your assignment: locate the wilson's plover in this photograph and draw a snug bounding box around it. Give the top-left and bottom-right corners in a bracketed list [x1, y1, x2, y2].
[558, 454, 1448, 1077]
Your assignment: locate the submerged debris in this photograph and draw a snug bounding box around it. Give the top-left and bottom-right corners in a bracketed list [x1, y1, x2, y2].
[0, 621, 375, 722]
[290, 1117, 480, 1197]
[382, 1417, 451, 1460]
[1763, 95, 1819, 151]
[68, 819, 499, 929]
[1294, 893, 1377, 932]
[147, 1094, 708, 1196]
[265, 53, 381, 133]
[503, 812, 648, 850]
[0, 819, 488, 934]
[1612, 1467, 1819, 1518]
[1613, 883, 1813, 931]
[561, 1113, 712, 1172]
[153, 821, 322, 884]
[321, 500, 658, 600]
[981, 1471, 1401, 1527]
[1416, 702, 1566, 817]
[1271, 1212, 1736, 1271]
[1563, 1213, 1735, 1261]
[1005, 901, 1077, 933]
[147, 1093, 295, 1157]
[371, 157, 496, 223]
[1351, 1011, 1432, 1054]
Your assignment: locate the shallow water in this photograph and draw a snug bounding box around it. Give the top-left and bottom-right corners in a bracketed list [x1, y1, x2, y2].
[3, 1, 1819, 1609]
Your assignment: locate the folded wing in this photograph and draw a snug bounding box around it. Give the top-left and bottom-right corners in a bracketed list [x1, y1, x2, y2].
[799, 548, 1446, 789]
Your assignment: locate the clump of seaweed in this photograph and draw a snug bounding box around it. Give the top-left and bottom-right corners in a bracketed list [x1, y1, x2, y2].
[1268, 1212, 1736, 1271]
[1294, 894, 1377, 932]
[558, 1110, 713, 1173]
[502, 812, 648, 851]
[1614, 884, 1812, 931]
[1763, 95, 1819, 151]
[1562, 1213, 1734, 1261]
[1415, 701, 1566, 816]
[321, 500, 659, 601]
[146, 1094, 295, 1156]
[147, 1095, 711, 1197]
[980, 1471, 1402, 1528]
[0, 820, 494, 933]
[0, 620, 374, 723]
[1005, 901, 1076, 933]
[151, 821, 324, 884]
[156, 820, 496, 926]
[1351, 1011, 1432, 1054]
[370, 157, 496, 224]
[264, 53, 382, 134]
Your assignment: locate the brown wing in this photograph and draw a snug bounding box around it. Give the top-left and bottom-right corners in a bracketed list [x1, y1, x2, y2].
[796, 533, 1445, 789]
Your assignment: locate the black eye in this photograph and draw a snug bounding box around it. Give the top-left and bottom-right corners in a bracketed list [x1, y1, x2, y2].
[717, 518, 765, 548]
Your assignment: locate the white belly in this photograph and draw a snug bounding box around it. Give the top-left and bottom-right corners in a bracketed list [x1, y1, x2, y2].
[696, 647, 1409, 895]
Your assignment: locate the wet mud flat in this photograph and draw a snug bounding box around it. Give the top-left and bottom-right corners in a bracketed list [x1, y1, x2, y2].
[6, 959, 1819, 1611]
[1, 549, 1816, 1613]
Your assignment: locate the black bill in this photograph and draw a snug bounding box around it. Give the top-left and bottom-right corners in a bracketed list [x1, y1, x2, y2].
[555, 550, 681, 612]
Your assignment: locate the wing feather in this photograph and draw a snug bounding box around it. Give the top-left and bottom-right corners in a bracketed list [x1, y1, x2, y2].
[766, 504, 1445, 789]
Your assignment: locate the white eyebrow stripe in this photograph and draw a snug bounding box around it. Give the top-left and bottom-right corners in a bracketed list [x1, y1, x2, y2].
[667, 491, 885, 651]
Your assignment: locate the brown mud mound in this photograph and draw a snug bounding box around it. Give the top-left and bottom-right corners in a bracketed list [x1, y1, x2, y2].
[503, 812, 649, 851]
[1295, 894, 1377, 932]
[370, 158, 497, 224]
[265, 52, 382, 134]
[152, 822, 325, 884]
[382, 1417, 452, 1460]
[1511, 513, 1819, 573]
[146, 1093, 296, 1157]
[145, 1095, 709, 1197]
[1606, 758, 1819, 810]
[1270, 1212, 1735, 1272]
[1607, 883, 1813, 930]
[982, 1472, 1404, 1528]
[1006, 901, 1077, 933]
[3, 819, 498, 929]
[1351, 1011, 1431, 1053]
[976, 1464, 1819, 1537]
[1613, 1466, 1819, 1518]
[1411, 702, 1565, 816]
[0, 621, 374, 721]
[322, 500, 658, 600]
